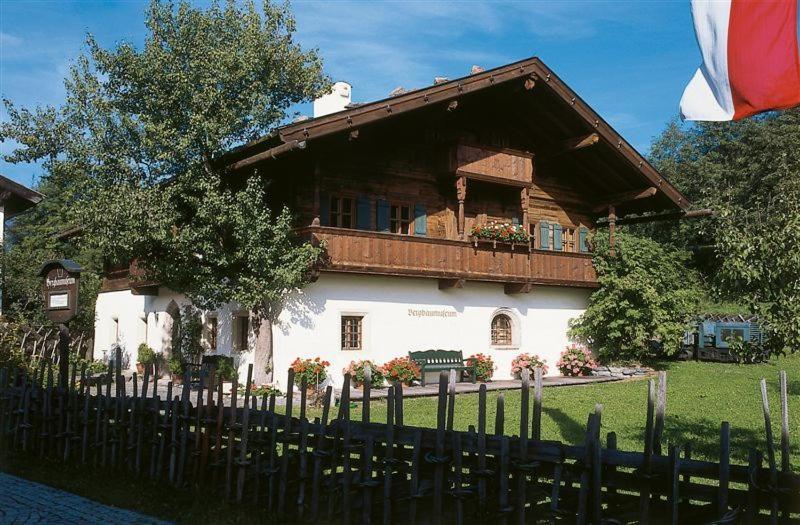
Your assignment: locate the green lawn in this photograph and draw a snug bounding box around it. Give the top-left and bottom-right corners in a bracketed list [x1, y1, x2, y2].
[325, 354, 800, 469]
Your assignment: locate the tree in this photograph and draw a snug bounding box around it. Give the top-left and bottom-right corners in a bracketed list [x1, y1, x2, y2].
[1, 0, 328, 382]
[648, 109, 800, 355]
[568, 231, 702, 362]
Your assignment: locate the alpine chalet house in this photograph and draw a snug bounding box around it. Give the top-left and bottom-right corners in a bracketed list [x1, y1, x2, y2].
[94, 57, 691, 387]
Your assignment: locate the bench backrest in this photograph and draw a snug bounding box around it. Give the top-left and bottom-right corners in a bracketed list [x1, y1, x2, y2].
[408, 349, 464, 366]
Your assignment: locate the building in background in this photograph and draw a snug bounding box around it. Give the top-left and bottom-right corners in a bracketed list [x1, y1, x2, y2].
[94, 57, 692, 387]
[0, 174, 43, 317]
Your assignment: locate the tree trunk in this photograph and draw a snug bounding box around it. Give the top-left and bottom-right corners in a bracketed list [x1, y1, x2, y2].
[252, 315, 274, 385]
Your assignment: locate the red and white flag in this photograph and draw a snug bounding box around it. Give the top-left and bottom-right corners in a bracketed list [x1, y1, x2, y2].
[680, 0, 800, 121]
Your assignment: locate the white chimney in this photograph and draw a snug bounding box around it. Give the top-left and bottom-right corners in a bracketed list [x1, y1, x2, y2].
[313, 81, 352, 117]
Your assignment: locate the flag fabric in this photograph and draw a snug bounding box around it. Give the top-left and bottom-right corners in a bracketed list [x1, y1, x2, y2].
[680, 0, 800, 121]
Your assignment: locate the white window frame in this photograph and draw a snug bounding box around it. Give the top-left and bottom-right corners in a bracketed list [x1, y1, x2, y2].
[489, 308, 520, 350]
[340, 311, 369, 351]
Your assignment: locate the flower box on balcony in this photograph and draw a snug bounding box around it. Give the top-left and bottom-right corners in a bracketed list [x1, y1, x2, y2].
[469, 221, 531, 251]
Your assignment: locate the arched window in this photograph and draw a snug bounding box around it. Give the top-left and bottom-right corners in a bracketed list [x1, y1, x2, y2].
[491, 313, 513, 346]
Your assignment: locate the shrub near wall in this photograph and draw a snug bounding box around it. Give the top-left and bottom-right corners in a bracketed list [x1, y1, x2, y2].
[569, 231, 701, 362]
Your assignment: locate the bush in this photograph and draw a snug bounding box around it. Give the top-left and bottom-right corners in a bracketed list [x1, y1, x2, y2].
[343, 359, 385, 388]
[511, 353, 548, 378]
[381, 357, 421, 386]
[291, 357, 330, 388]
[137, 344, 156, 365]
[557, 344, 597, 377]
[242, 382, 283, 398]
[466, 353, 495, 382]
[168, 355, 184, 376]
[568, 231, 701, 361]
[216, 356, 236, 381]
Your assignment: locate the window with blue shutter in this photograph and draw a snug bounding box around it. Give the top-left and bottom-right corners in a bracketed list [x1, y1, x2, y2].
[319, 192, 330, 226]
[356, 196, 371, 230]
[414, 203, 427, 236]
[539, 221, 550, 250]
[376, 199, 390, 232]
[578, 226, 589, 253]
[553, 224, 563, 251]
[511, 217, 519, 226]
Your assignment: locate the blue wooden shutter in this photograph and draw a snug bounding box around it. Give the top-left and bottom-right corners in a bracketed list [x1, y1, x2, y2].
[553, 224, 563, 251]
[356, 196, 371, 230]
[414, 203, 427, 236]
[511, 217, 519, 226]
[376, 199, 390, 232]
[319, 192, 330, 226]
[539, 221, 550, 249]
[578, 226, 589, 252]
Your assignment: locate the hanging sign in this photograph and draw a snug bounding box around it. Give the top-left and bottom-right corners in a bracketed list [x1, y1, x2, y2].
[39, 260, 83, 324]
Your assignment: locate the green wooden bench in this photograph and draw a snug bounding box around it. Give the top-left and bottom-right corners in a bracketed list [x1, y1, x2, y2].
[408, 349, 475, 387]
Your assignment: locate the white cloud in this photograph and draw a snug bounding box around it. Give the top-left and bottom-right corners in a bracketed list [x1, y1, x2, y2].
[0, 32, 23, 46]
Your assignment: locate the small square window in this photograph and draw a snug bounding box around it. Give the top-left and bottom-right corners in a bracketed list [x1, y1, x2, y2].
[390, 204, 412, 235]
[341, 316, 364, 350]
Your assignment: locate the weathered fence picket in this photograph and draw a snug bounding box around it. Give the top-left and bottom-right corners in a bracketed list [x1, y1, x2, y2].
[0, 365, 797, 524]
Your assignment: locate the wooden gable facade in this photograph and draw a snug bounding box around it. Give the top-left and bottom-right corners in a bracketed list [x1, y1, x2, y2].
[220, 57, 690, 292]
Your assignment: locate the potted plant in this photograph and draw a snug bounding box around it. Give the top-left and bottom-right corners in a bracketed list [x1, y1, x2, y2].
[381, 357, 421, 387]
[466, 353, 495, 382]
[291, 357, 330, 393]
[136, 343, 156, 377]
[343, 360, 385, 388]
[216, 357, 236, 394]
[168, 355, 184, 385]
[511, 352, 548, 379]
[556, 344, 597, 377]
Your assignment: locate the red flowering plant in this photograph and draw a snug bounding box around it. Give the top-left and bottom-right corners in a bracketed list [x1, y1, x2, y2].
[466, 353, 495, 382]
[510, 353, 548, 379]
[291, 357, 330, 388]
[556, 344, 597, 377]
[381, 357, 421, 386]
[470, 221, 529, 243]
[343, 359, 385, 388]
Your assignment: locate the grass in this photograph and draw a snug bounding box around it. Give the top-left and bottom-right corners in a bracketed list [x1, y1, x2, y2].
[1, 354, 798, 523]
[311, 353, 800, 469]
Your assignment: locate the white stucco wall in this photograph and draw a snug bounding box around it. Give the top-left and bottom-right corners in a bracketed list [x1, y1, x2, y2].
[259, 274, 590, 389]
[94, 273, 590, 387]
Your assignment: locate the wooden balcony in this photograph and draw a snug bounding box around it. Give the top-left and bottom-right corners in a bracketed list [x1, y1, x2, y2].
[301, 227, 598, 290]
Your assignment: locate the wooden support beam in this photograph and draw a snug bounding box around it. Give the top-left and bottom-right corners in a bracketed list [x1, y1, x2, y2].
[311, 163, 321, 226]
[227, 140, 306, 171]
[591, 187, 657, 213]
[456, 176, 467, 239]
[548, 132, 600, 157]
[523, 74, 537, 91]
[597, 208, 714, 226]
[504, 282, 533, 295]
[439, 278, 465, 290]
[608, 205, 617, 257]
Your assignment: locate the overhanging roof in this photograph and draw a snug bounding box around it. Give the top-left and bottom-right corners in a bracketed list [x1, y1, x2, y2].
[0, 174, 43, 218]
[222, 56, 690, 213]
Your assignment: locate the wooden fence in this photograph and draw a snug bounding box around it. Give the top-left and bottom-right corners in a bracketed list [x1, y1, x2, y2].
[0, 356, 797, 524]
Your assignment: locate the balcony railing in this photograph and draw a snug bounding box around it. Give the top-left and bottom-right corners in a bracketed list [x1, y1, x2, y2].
[300, 226, 597, 288]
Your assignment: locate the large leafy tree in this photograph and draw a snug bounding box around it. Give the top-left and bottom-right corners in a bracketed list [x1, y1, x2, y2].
[568, 231, 702, 362]
[648, 109, 800, 355]
[1, 0, 328, 382]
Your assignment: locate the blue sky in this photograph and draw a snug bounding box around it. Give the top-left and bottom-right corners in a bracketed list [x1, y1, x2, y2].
[0, 1, 700, 188]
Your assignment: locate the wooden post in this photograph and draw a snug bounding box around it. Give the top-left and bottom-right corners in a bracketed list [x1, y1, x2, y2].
[456, 176, 467, 239]
[608, 205, 617, 256]
[520, 187, 529, 241]
[312, 162, 321, 226]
